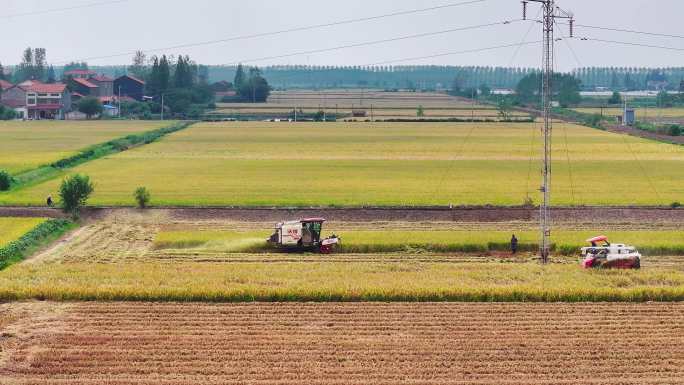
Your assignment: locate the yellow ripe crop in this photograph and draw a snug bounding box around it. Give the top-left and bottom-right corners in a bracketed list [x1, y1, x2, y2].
[153, 229, 684, 256]
[1, 261, 683, 302]
[0, 217, 47, 248]
[3, 121, 684, 206]
[0, 120, 169, 175]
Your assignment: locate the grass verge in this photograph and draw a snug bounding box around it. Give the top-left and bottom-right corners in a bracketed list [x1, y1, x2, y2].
[0, 218, 75, 269]
[10, 121, 195, 190]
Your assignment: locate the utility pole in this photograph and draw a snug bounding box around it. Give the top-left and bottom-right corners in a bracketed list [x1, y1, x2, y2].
[161, 93, 165, 121]
[523, 0, 573, 264]
[118, 86, 122, 119]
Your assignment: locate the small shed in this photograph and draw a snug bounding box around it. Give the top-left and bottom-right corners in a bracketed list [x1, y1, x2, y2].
[623, 108, 636, 126]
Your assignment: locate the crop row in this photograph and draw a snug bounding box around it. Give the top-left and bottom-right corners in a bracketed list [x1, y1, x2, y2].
[1, 261, 683, 302]
[1, 302, 682, 384]
[153, 229, 684, 256]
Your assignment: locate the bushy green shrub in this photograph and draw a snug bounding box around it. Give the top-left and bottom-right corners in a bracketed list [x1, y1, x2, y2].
[668, 124, 682, 136]
[0, 170, 12, 191]
[134, 187, 151, 209]
[59, 174, 94, 215]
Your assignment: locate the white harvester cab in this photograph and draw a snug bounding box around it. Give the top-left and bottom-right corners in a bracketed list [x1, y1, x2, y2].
[581, 236, 641, 269]
[268, 218, 340, 253]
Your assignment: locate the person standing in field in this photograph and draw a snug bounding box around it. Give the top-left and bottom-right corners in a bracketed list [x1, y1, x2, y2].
[46, 195, 53, 207]
[510, 234, 518, 255]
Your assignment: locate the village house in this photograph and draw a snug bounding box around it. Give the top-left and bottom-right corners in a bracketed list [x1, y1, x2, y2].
[1, 80, 71, 119]
[113, 74, 145, 101]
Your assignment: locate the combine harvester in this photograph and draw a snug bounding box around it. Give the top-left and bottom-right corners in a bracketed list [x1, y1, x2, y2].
[267, 218, 340, 253]
[581, 236, 641, 269]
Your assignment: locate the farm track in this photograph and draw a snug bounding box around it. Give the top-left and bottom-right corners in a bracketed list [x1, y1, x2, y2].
[1, 302, 683, 384]
[4, 206, 684, 225]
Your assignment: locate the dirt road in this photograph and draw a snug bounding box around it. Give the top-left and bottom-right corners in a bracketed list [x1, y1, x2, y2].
[4, 206, 684, 224]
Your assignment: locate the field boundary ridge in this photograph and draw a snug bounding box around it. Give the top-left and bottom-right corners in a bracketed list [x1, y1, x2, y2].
[7, 121, 196, 191]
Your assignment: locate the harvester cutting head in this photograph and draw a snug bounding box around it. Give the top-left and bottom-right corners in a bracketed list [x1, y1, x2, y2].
[267, 218, 340, 253]
[581, 236, 641, 269]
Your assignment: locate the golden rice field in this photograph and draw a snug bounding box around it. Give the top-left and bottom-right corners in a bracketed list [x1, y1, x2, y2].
[0, 217, 46, 248]
[0, 120, 168, 175]
[153, 228, 684, 255]
[0, 214, 681, 302]
[3, 121, 684, 206]
[3, 259, 684, 302]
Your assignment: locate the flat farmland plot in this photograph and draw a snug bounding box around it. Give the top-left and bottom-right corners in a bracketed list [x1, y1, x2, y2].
[153, 228, 684, 255]
[213, 90, 528, 120]
[573, 107, 684, 119]
[2, 213, 683, 302]
[1, 302, 683, 384]
[4, 121, 684, 206]
[0, 217, 46, 247]
[0, 120, 168, 174]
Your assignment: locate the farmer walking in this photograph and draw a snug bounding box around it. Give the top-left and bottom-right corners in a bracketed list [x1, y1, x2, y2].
[510, 234, 518, 255]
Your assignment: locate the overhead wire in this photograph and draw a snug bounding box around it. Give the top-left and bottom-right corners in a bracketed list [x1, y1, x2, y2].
[576, 37, 684, 53]
[50, 0, 491, 64]
[554, 20, 579, 205]
[559, 22, 684, 41]
[220, 20, 525, 66]
[1, 0, 130, 19]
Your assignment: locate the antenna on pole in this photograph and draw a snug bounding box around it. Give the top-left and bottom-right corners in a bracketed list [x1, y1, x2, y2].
[522, 0, 573, 264]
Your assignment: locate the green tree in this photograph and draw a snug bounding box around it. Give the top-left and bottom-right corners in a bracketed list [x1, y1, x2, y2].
[608, 91, 622, 105]
[78, 97, 103, 119]
[0, 170, 12, 191]
[238, 67, 270, 102]
[0, 62, 6, 81]
[129, 50, 147, 79]
[479, 84, 491, 98]
[147, 55, 171, 95]
[33, 48, 46, 81]
[46, 66, 56, 83]
[173, 55, 195, 88]
[59, 174, 94, 216]
[15, 47, 34, 82]
[515, 72, 581, 107]
[417, 105, 425, 117]
[134, 187, 151, 209]
[234, 64, 246, 89]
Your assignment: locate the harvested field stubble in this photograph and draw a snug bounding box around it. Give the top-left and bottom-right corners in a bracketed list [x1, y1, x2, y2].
[1, 302, 683, 384]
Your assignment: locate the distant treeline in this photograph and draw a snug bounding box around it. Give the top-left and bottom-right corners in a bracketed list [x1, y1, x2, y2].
[29, 64, 684, 91]
[570, 67, 684, 91]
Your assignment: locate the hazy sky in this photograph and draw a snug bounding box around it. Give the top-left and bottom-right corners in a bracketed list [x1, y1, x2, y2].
[1, 0, 682, 70]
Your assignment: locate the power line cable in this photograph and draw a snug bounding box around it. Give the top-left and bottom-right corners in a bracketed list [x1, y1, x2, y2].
[51, 0, 490, 64]
[221, 20, 524, 66]
[508, 8, 542, 67]
[577, 37, 684, 53]
[560, 22, 684, 41]
[364, 39, 540, 67]
[1, 0, 129, 19]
